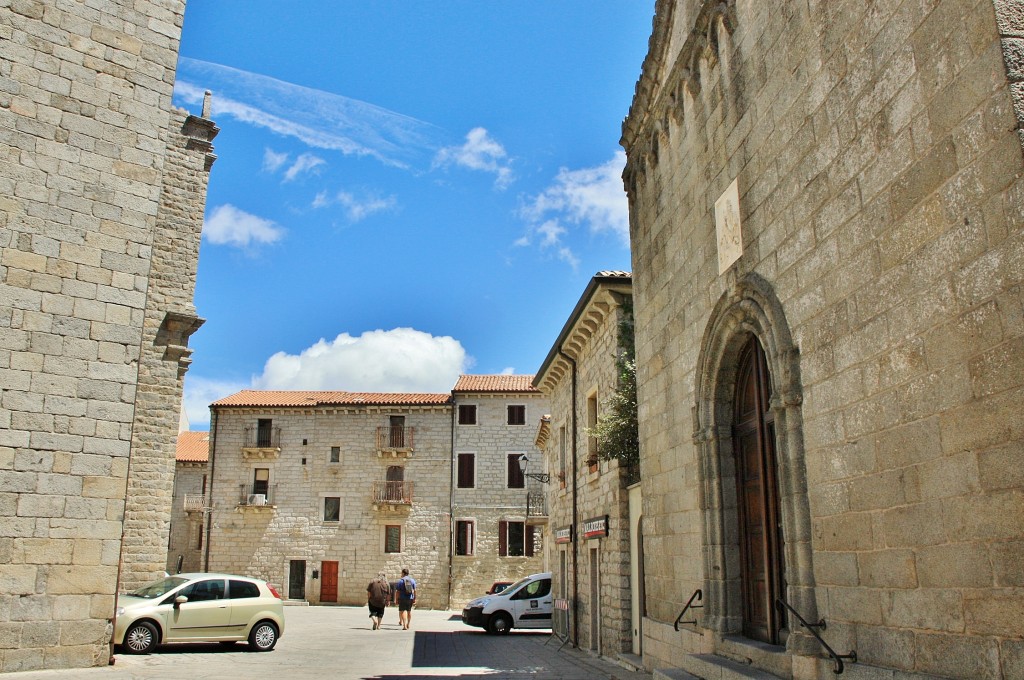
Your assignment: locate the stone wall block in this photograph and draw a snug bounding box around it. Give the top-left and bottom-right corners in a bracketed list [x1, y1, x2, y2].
[916, 631, 1000, 680]
[857, 549, 917, 589]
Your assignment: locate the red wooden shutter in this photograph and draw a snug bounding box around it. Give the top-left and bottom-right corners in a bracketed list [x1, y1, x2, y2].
[499, 520, 508, 556]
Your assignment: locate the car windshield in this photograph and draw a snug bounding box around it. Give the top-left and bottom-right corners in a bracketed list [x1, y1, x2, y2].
[128, 576, 189, 599]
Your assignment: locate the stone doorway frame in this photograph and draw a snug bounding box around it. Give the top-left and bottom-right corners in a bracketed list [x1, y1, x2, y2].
[692, 274, 817, 650]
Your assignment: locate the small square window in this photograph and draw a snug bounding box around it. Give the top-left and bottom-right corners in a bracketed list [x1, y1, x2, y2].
[323, 497, 340, 522]
[330, 446, 341, 463]
[507, 405, 526, 425]
[458, 404, 477, 425]
[385, 525, 402, 553]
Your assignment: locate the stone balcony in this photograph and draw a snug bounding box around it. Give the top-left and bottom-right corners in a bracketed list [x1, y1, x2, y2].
[376, 426, 415, 457]
[372, 480, 413, 511]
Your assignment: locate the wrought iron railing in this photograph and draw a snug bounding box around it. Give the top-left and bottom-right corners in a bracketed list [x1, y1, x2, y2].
[776, 598, 856, 674]
[237, 483, 276, 506]
[243, 425, 281, 448]
[526, 490, 547, 518]
[674, 588, 703, 630]
[372, 480, 413, 504]
[183, 494, 207, 512]
[376, 426, 415, 450]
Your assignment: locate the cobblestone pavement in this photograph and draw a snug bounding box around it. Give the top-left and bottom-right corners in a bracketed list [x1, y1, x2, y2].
[7, 606, 652, 680]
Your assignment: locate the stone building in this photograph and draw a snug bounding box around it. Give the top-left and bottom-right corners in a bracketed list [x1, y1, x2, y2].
[533, 272, 641, 659]
[621, 1, 1024, 679]
[166, 429, 209, 575]
[206, 390, 454, 608]
[204, 376, 547, 610]
[450, 375, 548, 606]
[1, 0, 212, 672]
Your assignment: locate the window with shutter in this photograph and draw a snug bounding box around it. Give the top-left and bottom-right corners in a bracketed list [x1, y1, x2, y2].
[507, 453, 525, 489]
[457, 453, 475, 488]
[507, 405, 526, 425]
[458, 404, 477, 425]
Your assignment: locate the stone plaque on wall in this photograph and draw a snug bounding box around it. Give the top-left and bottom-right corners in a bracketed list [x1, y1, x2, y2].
[715, 178, 742, 274]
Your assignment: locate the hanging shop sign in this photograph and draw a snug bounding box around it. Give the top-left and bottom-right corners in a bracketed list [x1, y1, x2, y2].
[582, 514, 609, 540]
[554, 525, 573, 544]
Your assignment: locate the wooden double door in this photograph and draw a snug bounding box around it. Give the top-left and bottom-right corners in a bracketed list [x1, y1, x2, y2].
[733, 336, 786, 644]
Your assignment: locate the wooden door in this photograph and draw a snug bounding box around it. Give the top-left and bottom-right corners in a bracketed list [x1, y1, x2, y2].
[389, 415, 405, 448]
[386, 465, 404, 501]
[733, 336, 785, 644]
[320, 561, 338, 603]
[288, 560, 306, 600]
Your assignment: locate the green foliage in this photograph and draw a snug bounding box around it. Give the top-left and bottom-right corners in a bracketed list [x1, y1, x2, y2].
[587, 301, 639, 472]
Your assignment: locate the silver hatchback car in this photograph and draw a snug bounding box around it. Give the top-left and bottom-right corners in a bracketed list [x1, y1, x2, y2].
[114, 573, 285, 654]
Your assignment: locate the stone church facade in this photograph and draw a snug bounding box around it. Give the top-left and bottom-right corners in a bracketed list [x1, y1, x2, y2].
[622, 1, 1024, 679]
[1, 0, 212, 672]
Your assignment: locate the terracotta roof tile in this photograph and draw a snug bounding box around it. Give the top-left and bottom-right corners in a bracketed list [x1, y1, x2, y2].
[452, 374, 540, 393]
[176, 431, 209, 463]
[211, 390, 452, 408]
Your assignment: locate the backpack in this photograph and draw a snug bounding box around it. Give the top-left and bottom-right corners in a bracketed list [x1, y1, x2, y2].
[403, 578, 414, 595]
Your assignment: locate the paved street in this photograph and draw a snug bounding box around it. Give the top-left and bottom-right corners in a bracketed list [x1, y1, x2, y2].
[8, 606, 651, 680]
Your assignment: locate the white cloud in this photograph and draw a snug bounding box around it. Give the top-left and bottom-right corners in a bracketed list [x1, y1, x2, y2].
[525, 150, 629, 242]
[203, 204, 284, 248]
[253, 328, 470, 393]
[433, 127, 514, 189]
[283, 153, 326, 182]
[181, 376, 249, 429]
[174, 60, 441, 168]
[517, 151, 629, 268]
[263, 148, 288, 172]
[313, 188, 398, 222]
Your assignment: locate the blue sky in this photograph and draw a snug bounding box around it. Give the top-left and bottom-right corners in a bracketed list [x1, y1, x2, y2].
[175, 2, 654, 429]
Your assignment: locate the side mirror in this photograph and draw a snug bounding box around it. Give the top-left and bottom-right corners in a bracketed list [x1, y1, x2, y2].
[174, 595, 188, 607]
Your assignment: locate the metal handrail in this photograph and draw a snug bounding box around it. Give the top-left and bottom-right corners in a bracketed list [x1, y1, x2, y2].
[674, 588, 703, 630]
[775, 598, 856, 674]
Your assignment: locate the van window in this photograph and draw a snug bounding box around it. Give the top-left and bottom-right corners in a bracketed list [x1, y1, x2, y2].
[512, 578, 551, 599]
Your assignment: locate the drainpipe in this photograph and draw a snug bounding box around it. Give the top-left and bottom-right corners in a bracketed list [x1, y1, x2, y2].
[559, 350, 580, 648]
[203, 408, 218, 572]
[447, 397, 456, 609]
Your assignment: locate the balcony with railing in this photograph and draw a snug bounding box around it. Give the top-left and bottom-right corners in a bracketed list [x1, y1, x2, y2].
[376, 426, 415, 457]
[372, 480, 413, 510]
[526, 480, 548, 524]
[242, 425, 282, 459]
[237, 483, 277, 509]
[183, 494, 207, 513]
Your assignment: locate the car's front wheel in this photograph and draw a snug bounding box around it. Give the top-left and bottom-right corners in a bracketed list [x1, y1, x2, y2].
[248, 620, 278, 651]
[487, 613, 512, 635]
[122, 621, 158, 654]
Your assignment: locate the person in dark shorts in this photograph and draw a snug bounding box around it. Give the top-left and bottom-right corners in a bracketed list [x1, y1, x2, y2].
[367, 572, 390, 630]
[396, 568, 416, 630]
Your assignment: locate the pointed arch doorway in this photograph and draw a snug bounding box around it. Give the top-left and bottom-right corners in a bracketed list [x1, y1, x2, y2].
[693, 274, 817, 652]
[733, 335, 785, 644]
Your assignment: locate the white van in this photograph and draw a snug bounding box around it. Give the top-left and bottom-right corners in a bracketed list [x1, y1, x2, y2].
[461, 572, 553, 634]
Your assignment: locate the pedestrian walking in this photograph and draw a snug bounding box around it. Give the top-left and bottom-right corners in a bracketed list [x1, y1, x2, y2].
[396, 568, 416, 630]
[366, 571, 390, 630]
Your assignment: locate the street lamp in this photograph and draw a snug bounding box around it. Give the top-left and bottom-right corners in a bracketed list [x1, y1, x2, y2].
[517, 454, 550, 483]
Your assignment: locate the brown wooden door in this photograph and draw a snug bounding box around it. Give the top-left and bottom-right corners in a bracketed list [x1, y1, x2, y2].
[320, 561, 338, 603]
[733, 336, 785, 644]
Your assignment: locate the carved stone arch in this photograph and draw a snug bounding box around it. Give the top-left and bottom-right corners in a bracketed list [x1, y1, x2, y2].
[692, 274, 817, 650]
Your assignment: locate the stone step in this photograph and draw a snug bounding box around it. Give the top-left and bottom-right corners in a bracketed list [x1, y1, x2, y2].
[653, 668, 701, 680]
[615, 652, 645, 672]
[677, 653, 784, 679]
